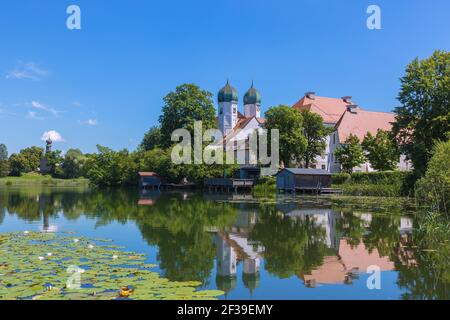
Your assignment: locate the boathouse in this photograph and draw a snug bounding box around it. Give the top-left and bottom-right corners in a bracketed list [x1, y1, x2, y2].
[276, 168, 332, 192]
[138, 172, 162, 189]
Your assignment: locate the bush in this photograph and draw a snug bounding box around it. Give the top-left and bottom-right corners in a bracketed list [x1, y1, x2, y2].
[332, 173, 351, 185]
[333, 171, 414, 197]
[253, 177, 276, 198]
[415, 140, 450, 215]
[339, 183, 401, 197]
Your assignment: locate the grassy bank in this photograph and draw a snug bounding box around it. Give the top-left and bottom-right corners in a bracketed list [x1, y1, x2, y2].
[0, 173, 89, 188]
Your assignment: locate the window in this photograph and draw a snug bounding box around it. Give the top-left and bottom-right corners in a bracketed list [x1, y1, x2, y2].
[322, 165, 326, 170]
[333, 133, 336, 144]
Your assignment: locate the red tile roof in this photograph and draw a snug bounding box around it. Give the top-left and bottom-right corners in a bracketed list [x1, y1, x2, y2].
[293, 95, 354, 124]
[336, 109, 395, 142]
[138, 172, 159, 177]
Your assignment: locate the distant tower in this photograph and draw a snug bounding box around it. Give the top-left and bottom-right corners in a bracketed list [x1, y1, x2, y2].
[243, 82, 261, 118]
[45, 138, 52, 154]
[218, 80, 238, 136]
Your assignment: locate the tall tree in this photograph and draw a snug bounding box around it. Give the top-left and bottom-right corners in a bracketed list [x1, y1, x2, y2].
[334, 134, 365, 173]
[392, 50, 450, 176]
[8, 146, 44, 176]
[139, 126, 162, 151]
[300, 110, 332, 168]
[0, 144, 8, 177]
[61, 149, 86, 178]
[264, 105, 307, 167]
[159, 84, 216, 148]
[362, 129, 399, 171]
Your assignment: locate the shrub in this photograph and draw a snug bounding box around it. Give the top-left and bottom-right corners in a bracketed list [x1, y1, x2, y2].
[332, 173, 351, 185]
[415, 140, 450, 215]
[333, 171, 414, 197]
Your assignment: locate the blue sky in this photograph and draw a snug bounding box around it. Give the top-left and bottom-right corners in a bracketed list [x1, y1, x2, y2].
[0, 0, 449, 154]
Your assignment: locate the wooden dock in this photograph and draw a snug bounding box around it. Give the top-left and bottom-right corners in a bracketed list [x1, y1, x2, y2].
[278, 187, 343, 195]
[204, 178, 254, 193]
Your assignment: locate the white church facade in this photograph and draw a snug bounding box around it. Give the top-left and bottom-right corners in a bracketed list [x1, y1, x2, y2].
[213, 82, 411, 173]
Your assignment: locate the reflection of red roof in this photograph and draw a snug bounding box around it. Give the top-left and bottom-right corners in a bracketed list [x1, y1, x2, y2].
[336, 109, 395, 142]
[300, 239, 394, 285]
[138, 172, 159, 177]
[138, 199, 155, 206]
[293, 95, 354, 124]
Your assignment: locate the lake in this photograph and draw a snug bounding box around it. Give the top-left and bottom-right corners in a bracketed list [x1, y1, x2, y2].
[0, 187, 448, 300]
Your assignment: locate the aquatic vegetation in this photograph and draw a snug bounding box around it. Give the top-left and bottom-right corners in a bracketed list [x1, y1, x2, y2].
[0, 232, 223, 300]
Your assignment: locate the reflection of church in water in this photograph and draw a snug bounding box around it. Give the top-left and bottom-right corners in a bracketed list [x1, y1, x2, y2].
[214, 205, 263, 296]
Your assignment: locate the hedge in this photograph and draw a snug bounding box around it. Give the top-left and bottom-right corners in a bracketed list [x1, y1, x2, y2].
[332, 171, 415, 197]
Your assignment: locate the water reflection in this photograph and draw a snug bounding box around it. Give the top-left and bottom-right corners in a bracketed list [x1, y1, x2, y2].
[0, 187, 448, 299]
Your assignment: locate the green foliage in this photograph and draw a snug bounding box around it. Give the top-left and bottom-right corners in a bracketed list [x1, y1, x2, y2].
[252, 176, 276, 198]
[45, 150, 63, 176]
[334, 134, 365, 173]
[8, 146, 44, 176]
[331, 173, 351, 184]
[0, 160, 9, 178]
[159, 83, 217, 148]
[415, 140, 450, 215]
[392, 50, 450, 177]
[85, 145, 138, 187]
[139, 126, 162, 151]
[61, 149, 87, 179]
[139, 147, 238, 185]
[300, 110, 333, 167]
[339, 183, 402, 197]
[332, 171, 413, 197]
[362, 129, 399, 171]
[264, 105, 307, 167]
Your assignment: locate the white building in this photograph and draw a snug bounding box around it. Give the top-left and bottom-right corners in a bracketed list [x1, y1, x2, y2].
[293, 92, 411, 173]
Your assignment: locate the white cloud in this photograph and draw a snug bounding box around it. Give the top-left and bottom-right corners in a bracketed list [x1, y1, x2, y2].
[6, 62, 48, 81]
[31, 101, 60, 116]
[79, 119, 98, 126]
[41, 130, 64, 142]
[27, 111, 43, 120]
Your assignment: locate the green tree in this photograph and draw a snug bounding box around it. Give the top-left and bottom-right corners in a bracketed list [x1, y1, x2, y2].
[61, 149, 86, 178]
[415, 139, 450, 215]
[0, 144, 9, 177]
[334, 134, 365, 173]
[392, 50, 450, 177]
[8, 146, 43, 176]
[84, 145, 138, 186]
[159, 84, 216, 148]
[362, 129, 399, 171]
[139, 126, 162, 151]
[264, 105, 307, 167]
[45, 150, 63, 176]
[300, 110, 332, 168]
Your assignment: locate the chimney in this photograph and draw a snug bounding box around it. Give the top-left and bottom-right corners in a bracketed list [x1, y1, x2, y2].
[342, 96, 352, 104]
[305, 92, 316, 100]
[347, 105, 358, 114]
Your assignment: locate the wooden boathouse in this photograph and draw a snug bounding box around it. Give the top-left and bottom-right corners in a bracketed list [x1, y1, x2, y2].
[138, 172, 162, 189]
[276, 168, 336, 194]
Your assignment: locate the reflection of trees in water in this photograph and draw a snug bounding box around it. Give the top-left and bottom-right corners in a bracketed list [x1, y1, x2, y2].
[249, 205, 329, 279]
[136, 193, 238, 284]
[393, 219, 450, 300]
[1, 188, 449, 299]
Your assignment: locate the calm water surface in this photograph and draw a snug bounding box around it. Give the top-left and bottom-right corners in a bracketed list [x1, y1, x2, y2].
[0, 187, 448, 300]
